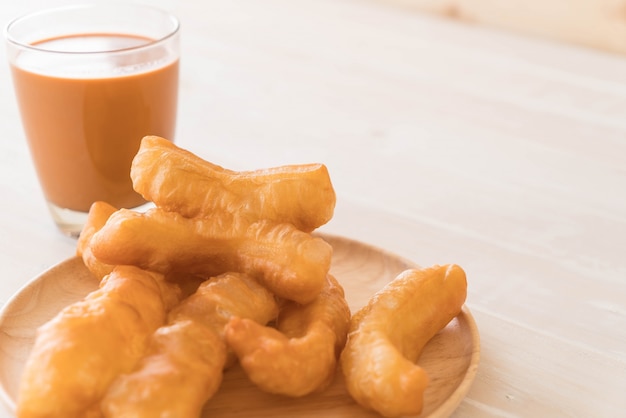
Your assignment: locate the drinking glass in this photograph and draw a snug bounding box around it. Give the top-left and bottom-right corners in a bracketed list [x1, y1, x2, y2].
[5, 3, 180, 237]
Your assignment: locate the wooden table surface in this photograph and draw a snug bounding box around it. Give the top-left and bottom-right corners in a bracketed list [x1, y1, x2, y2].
[1, 0, 625, 417]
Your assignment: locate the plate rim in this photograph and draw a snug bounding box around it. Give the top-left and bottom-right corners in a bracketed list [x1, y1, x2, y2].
[0, 233, 480, 417]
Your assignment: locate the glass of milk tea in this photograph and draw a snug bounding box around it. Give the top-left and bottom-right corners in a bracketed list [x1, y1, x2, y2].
[5, 3, 180, 237]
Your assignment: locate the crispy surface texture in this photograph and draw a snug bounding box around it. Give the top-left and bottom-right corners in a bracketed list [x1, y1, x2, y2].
[100, 272, 278, 417]
[225, 274, 350, 397]
[76, 201, 117, 281]
[340, 265, 467, 418]
[131, 136, 336, 232]
[16, 266, 180, 418]
[90, 207, 332, 304]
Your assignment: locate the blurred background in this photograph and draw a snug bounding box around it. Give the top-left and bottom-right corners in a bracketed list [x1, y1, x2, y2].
[4, 0, 626, 55]
[381, 0, 626, 55]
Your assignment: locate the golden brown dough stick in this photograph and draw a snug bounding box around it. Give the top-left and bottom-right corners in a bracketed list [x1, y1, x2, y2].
[76, 201, 117, 280]
[91, 207, 332, 304]
[16, 266, 180, 418]
[101, 272, 279, 417]
[225, 274, 350, 397]
[130, 135, 336, 232]
[340, 265, 467, 418]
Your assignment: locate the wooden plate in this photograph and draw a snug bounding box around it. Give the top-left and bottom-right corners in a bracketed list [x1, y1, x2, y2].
[0, 234, 479, 417]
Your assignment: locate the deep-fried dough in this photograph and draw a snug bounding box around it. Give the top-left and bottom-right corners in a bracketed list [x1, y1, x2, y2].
[90, 207, 332, 304]
[16, 266, 180, 418]
[225, 274, 350, 397]
[340, 265, 467, 418]
[76, 201, 117, 280]
[101, 272, 278, 417]
[130, 136, 336, 232]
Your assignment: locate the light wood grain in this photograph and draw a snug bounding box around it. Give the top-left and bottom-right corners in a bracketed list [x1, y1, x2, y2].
[381, 0, 626, 55]
[2, 0, 625, 417]
[0, 235, 479, 418]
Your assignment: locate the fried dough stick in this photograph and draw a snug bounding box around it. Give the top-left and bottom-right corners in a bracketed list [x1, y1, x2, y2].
[131, 136, 336, 232]
[91, 207, 332, 304]
[340, 265, 467, 418]
[225, 274, 350, 397]
[101, 272, 279, 418]
[16, 266, 180, 418]
[76, 201, 117, 281]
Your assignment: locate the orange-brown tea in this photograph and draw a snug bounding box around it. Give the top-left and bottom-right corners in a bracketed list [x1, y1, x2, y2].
[10, 34, 179, 212]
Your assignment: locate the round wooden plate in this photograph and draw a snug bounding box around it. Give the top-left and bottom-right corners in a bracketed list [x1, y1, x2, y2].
[0, 234, 479, 417]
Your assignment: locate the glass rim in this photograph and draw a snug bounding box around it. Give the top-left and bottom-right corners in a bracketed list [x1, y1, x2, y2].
[4, 3, 180, 55]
